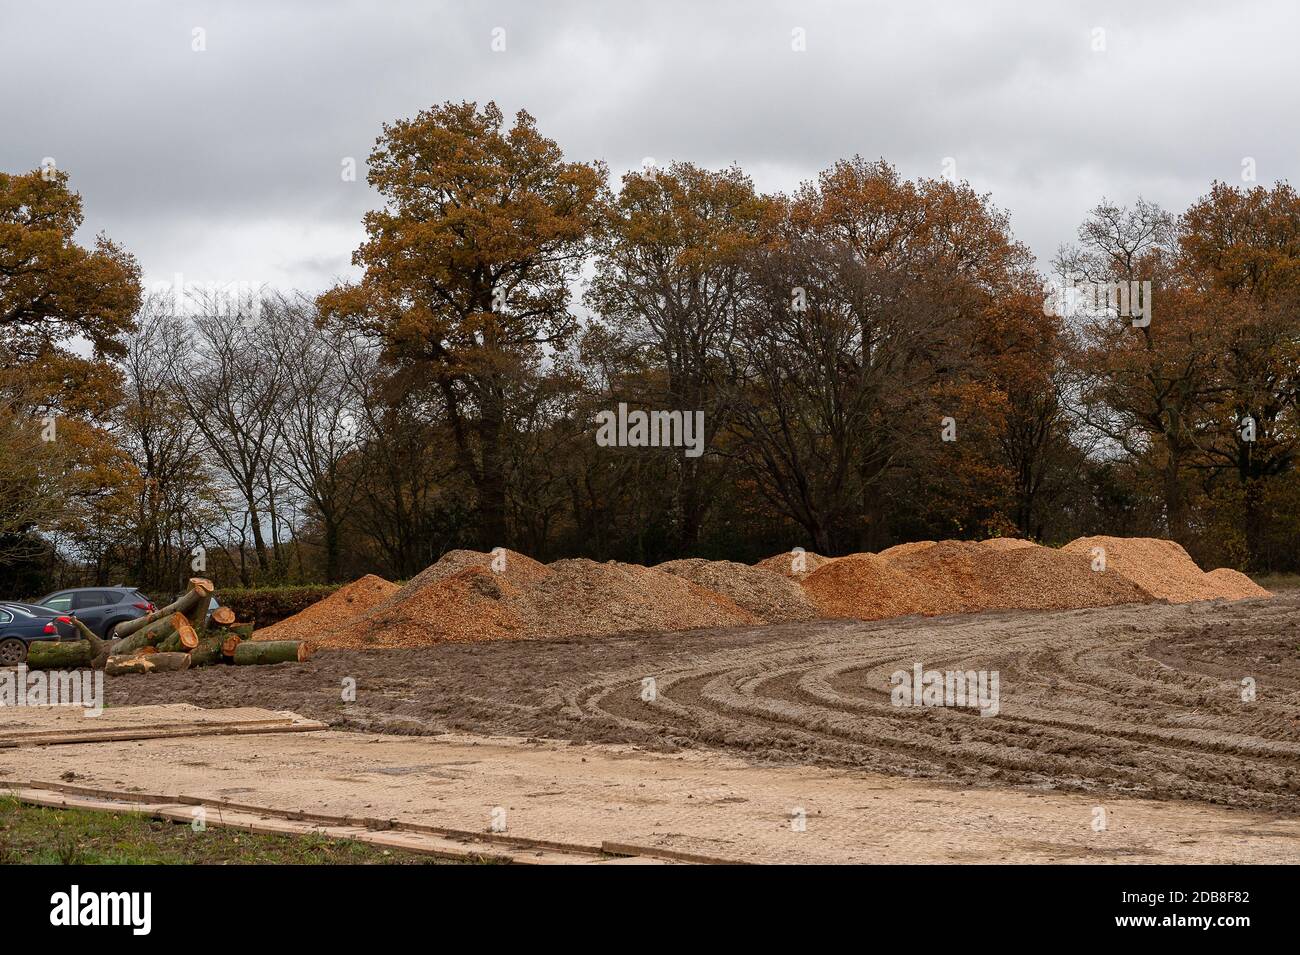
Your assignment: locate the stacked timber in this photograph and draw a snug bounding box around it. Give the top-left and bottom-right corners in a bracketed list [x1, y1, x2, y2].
[22, 578, 313, 675]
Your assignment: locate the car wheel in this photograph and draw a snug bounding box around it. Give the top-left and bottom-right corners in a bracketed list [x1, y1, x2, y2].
[0, 638, 27, 666]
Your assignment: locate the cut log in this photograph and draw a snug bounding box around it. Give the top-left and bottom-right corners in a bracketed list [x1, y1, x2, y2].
[155, 618, 200, 653]
[105, 655, 156, 676]
[232, 640, 310, 665]
[110, 579, 211, 640]
[188, 635, 226, 667]
[211, 606, 236, 627]
[221, 634, 242, 658]
[226, 622, 254, 640]
[113, 612, 188, 656]
[184, 584, 214, 632]
[25, 640, 96, 669]
[145, 652, 192, 672]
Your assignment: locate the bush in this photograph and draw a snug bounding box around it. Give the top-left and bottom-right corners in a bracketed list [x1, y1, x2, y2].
[219, 585, 340, 628]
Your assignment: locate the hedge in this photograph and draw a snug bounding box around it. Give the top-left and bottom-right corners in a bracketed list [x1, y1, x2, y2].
[218, 585, 341, 628]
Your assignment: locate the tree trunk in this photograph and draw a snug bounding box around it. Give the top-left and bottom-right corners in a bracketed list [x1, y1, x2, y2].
[26, 640, 96, 669]
[111, 580, 211, 640]
[233, 640, 311, 665]
[1163, 447, 1186, 541]
[143, 652, 191, 672]
[105, 655, 155, 676]
[113, 611, 190, 656]
[189, 635, 227, 667]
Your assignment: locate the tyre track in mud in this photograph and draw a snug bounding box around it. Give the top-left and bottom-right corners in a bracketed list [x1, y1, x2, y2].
[576, 597, 1300, 811]
[107, 593, 1300, 813]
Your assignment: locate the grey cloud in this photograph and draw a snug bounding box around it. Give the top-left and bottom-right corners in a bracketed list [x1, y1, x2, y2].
[2, 0, 1295, 292]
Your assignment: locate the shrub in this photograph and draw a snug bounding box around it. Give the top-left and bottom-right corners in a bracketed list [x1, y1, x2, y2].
[218, 585, 340, 628]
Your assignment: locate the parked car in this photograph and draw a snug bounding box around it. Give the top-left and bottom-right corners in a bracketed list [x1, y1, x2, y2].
[35, 587, 157, 640]
[0, 603, 78, 666]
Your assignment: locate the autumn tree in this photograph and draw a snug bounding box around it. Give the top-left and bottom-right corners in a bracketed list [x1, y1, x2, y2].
[1064, 197, 1222, 542]
[0, 167, 141, 581]
[729, 160, 1034, 551]
[587, 162, 772, 550]
[319, 101, 604, 548]
[1180, 181, 1300, 567]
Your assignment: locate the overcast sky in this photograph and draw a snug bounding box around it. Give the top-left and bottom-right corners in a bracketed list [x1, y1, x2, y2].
[3, 0, 1296, 295]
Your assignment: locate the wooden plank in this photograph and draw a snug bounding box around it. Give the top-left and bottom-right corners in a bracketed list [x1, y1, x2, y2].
[0, 717, 325, 749]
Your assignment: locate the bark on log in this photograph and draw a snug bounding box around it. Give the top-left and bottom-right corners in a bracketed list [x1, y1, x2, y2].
[25, 640, 96, 669]
[184, 579, 215, 633]
[145, 652, 192, 672]
[188, 635, 226, 667]
[105, 655, 156, 676]
[232, 640, 310, 665]
[113, 612, 188, 656]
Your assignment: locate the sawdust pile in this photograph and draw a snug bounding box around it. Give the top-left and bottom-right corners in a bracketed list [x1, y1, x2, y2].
[755, 550, 836, 578]
[288, 535, 1272, 651]
[1204, 567, 1272, 600]
[657, 558, 817, 622]
[979, 537, 1039, 551]
[252, 574, 398, 643]
[1060, 536, 1258, 603]
[875, 541, 938, 560]
[521, 559, 759, 637]
[314, 553, 757, 649]
[315, 550, 546, 649]
[883, 540, 1152, 614]
[799, 553, 934, 619]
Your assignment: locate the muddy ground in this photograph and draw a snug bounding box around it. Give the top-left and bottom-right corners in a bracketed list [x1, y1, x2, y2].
[106, 594, 1300, 814]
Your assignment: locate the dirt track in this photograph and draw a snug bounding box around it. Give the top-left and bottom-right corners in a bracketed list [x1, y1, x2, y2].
[106, 594, 1300, 814]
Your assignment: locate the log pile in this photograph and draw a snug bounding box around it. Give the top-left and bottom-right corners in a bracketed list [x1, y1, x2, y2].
[23, 578, 314, 675]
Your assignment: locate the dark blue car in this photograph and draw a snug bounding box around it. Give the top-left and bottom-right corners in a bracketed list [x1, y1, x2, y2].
[0, 602, 78, 666]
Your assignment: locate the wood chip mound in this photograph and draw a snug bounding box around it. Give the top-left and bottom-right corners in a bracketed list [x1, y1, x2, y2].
[657, 558, 817, 622]
[755, 550, 836, 578]
[877, 540, 1152, 615]
[800, 553, 934, 619]
[875, 541, 938, 560]
[518, 559, 759, 637]
[1061, 536, 1231, 603]
[314, 554, 757, 648]
[1204, 568, 1271, 600]
[314, 550, 547, 649]
[979, 537, 1039, 551]
[251, 574, 398, 643]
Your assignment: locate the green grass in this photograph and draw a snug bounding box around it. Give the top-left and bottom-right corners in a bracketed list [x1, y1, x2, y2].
[0, 796, 460, 865]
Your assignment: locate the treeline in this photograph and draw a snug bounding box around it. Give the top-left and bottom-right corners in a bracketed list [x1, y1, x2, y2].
[3, 101, 1298, 596]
